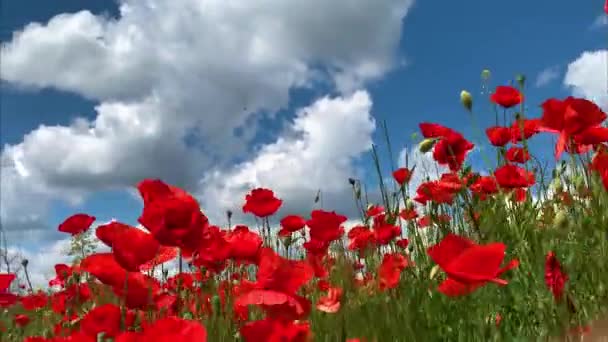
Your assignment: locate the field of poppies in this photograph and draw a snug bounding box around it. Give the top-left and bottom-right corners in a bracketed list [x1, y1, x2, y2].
[1, 78, 608, 341]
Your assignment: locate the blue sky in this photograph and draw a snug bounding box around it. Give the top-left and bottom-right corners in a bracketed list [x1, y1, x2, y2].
[0, 0, 606, 282]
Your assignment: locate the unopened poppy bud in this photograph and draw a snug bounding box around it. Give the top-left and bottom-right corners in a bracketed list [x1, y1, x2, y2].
[419, 138, 436, 153]
[553, 210, 569, 229]
[429, 264, 440, 279]
[281, 235, 293, 248]
[21, 259, 29, 268]
[181, 312, 193, 320]
[348, 178, 356, 186]
[573, 174, 585, 190]
[226, 210, 233, 220]
[516, 74, 526, 88]
[481, 69, 491, 80]
[460, 90, 473, 112]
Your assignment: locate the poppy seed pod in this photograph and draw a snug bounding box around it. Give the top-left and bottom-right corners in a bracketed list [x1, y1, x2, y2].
[460, 90, 473, 112]
[418, 138, 437, 153]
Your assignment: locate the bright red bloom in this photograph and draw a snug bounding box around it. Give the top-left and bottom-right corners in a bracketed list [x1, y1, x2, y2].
[96, 221, 131, 248]
[80, 253, 127, 287]
[225, 225, 263, 264]
[490, 86, 523, 108]
[540, 97, 607, 159]
[58, 213, 95, 235]
[392, 167, 412, 186]
[114, 272, 160, 310]
[111, 224, 160, 272]
[591, 148, 608, 190]
[278, 215, 306, 237]
[240, 318, 311, 342]
[486, 126, 511, 147]
[141, 316, 207, 342]
[396, 238, 409, 249]
[605, 0, 608, 15]
[306, 210, 347, 243]
[510, 118, 541, 143]
[414, 178, 460, 205]
[470, 176, 499, 200]
[139, 246, 179, 271]
[399, 208, 418, 220]
[21, 291, 48, 310]
[0, 274, 15, 292]
[545, 251, 568, 302]
[365, 204, 385, 218]
[14, 314, 29, 327]
[242, 188, 283, 218]
[316, 286, 343, 313]
[505, 146, 530, 164]
[347, 226, 376, 254]
[137, 179, 209, 248]
[372, 215, 401, 245]
[80, 304, 127, 338]
[378, 253, 410, 291]
[419, 123, 474, 171]
[427, 234, 519, 297]
[494, 164, 535, 189]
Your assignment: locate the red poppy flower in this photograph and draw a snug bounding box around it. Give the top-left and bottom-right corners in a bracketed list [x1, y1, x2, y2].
[378, 253, 410, 291]
[58, 213, 96, 235]
[242, 188, 283, 218]
[372, 215, 401, 245]
[486, 126, 511, 147]
[279, 215, 306, 237]
[306, 210, 347, 243]
[347, 226, 376, 254]
[21, 292, 48, 310]
[470, 176, 499, 200]
[316, 286, 343, 313]
[365, 204, 385, 218]
[142, 316, 207, 342]
[139, 246, 179, 271]
[510, 118, 541, 143]
[419, 123, 474, 171]
[392, 167, 412, 186]
[0, 274, 15, 292]
[505, 146, 530, 164]
[80, 304, 127, 338]
[255, 248, 314, 294]
[137, 179, 209, 247]
[14, 314, 29, 327]
[96, 221, 131, 248]
[427, 234, 519, 296]
[545, 251, 568, 302]
[540, 97, 607, 159]
[494, 164, 535, 189]
[111, 225, 160, 272]
[80, 253, 127, 287]
[399, 208, 418, 220]
[490, 86, 523, 108]
[240, 318, 310, 342]
[225, 225, 263, 264]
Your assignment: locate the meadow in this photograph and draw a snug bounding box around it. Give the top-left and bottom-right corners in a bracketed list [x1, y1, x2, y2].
[1, 79, 608, 341]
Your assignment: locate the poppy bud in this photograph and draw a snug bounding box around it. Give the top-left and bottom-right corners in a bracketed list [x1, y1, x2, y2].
[553, 210, 569, 229]
[481, 69, 491, 80]
[516, 74, 526, 88]
[418, 138, 437, 153]
[281, 235, 293, 248]
[406, 198, 414, 210]
[460, 90, 473, 112]
[226, 210, 233, 220]
[21, 259, 29, 268]
[429, 264, 440, 279]
[348, 178, 356, 186]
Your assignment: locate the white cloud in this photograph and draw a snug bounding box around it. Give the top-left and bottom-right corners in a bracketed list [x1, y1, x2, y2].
[535, 66, 560, 88]
[0, 0, 414, 241]
[564, 50, 608, 109]
[197, 90, 376, 225]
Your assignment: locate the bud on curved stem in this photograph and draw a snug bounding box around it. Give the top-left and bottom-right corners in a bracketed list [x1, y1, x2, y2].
[460, 90, 473, 112]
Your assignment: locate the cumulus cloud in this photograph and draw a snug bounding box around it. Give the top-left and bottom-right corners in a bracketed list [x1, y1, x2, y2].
[535, 66, 560, 88]
[0, 0, 414, 241]
[564, 50, 608, 109]
[197, 90, 376, 225]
